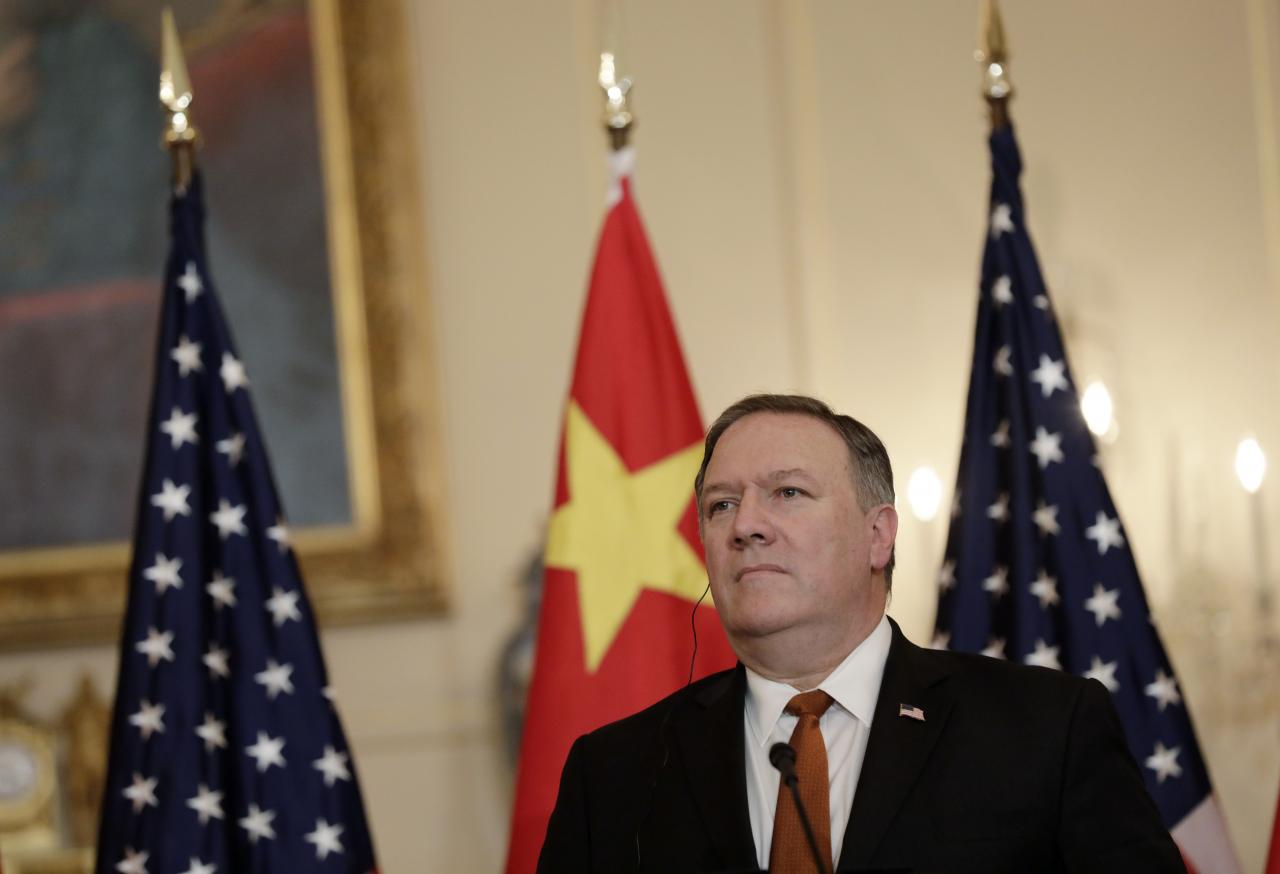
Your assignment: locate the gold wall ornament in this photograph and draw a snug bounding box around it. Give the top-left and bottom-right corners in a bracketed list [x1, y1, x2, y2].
[0, 0, 447, 649]
[57, 678, 108, 850]
[0, 683, 61, 858]
[0, 722, 57, 839]
[0, 677, 99, 874]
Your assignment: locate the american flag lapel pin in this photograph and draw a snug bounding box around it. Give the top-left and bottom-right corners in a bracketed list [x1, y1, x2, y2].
[898, 703, 925, 722]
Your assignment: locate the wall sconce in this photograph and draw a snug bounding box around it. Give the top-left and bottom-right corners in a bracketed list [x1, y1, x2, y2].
[907, 466, 942, 522]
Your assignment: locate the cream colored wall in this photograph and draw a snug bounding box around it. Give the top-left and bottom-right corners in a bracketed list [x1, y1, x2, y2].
[4, 1, 1280, 871]
[400, 0, 1280, 869]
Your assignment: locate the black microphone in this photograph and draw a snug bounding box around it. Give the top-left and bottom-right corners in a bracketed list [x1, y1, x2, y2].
[769, 742, 831, 874]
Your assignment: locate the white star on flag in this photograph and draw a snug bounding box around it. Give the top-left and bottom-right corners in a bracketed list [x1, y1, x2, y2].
[209, 499, 248, 540]
[1029, 570, 1060, 608]
[304, 818, 346, 860]
[267, 518, 292, 552]
[1144, 741, 1183, 783]
[215, 432, 246, 467]
[143, 553, 184, 595]
[1024, 639, 1062, 670]
[123, 772, 158, 813]
[986, 492, 1009, 523]
[150, 479, 191, 521]
[1085, 656, 1120, 693]
[1084, 511, 1125, 555]
[195, 712, 227, 752]
[239, 804, 277, 844]
[937, 560, 956, 591]
[988, 278, 1008, 309]
[1029, 354, 1069, 398]
[170, 334, 203, 377]
[1144, 669, 1182, 711]
[1084, 583, 1122, 626]
[313, 745, 352, 787]
[1032, 500, 1060, 536]
[1029, 426, 1064, 469]
[177, 262, 203, 302]
[930, 631, 950, 650]
[254, 659, 295, 700]
[993, 344, 1014, 376]
[990, 419, 1011, 448]
[205, 572, 237, 610]
[186, 784, 224, 825]
[129, 700, 165, 740]
[159, 407, 199, 449]
[982, 565, 1010, 598]
[265, 586, 302, 627]
[178, 859, 216, 874]
[203, 644, 230, 680]
[991, 275, 1014, 306]
[990, 202, 1015, 237]
[246, 732, 287, 773]
[136, 627, 175, 667]
[116, 848, 150, 874]
[220, 352, 250, 393]
[981, 637, 1006, 659]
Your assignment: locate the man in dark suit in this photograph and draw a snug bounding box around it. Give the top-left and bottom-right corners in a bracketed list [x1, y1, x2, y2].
[539, 394, 1184, 873]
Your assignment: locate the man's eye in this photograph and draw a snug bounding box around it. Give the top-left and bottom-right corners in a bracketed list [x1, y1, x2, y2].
[779, 487, 802, 499]
[707, 500, 733, 515]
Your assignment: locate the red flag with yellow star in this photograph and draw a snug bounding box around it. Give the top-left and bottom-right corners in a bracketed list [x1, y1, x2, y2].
[504, 146, 736, 873]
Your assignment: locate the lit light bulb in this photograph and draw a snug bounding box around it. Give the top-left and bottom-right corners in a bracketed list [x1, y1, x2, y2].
[1235, 437, 1266, 494]
[1081, 380, 1114, 438]
[907, 467, 942, 522]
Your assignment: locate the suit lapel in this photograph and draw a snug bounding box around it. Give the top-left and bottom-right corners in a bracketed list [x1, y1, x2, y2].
[672, 665, 760, 870]
[838, 620, 953, 870]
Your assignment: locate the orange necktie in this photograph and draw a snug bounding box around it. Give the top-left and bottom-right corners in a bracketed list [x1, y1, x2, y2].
[769, 689, 835, 874]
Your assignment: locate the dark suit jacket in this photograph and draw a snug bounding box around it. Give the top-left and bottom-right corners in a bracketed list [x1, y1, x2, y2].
[538, 620, 1185, 873]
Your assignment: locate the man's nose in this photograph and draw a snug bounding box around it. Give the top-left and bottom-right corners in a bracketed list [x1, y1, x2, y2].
[730, 490, 774, 547]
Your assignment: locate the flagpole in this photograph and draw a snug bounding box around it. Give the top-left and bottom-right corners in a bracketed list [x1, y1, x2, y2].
[977, 0, 1013, 131]
[159, 7, 198, 189]
[598, 51, 633, 150]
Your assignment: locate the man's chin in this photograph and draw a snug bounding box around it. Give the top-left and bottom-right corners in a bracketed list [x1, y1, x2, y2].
[723, 612, 805, 643]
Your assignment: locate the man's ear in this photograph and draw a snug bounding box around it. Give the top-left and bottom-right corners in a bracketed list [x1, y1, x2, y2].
[868, 504, 898, 571]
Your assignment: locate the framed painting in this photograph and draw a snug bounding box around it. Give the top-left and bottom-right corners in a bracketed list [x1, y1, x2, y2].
[0, 0, 446, 648]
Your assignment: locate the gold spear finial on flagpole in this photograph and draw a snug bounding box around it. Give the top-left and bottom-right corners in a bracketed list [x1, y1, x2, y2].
[160, 7, 199, 189]
[598, 52, 633, 151]
[976, 0, 1013, 130]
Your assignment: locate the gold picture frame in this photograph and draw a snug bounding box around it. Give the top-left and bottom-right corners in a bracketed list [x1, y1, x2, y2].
[0, 0, 447, 649]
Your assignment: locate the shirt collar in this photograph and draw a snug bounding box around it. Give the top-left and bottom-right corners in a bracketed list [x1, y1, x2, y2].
[743, 613, 892, 749]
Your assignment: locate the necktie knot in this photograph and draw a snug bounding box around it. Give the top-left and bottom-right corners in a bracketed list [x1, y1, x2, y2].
[785, 689, 834, 720]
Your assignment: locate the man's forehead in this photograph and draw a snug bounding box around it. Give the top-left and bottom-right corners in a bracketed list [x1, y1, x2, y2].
[705, 413, 851, 475]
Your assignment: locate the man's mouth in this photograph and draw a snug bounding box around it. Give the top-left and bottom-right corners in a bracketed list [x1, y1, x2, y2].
[737, 564, 785, 582]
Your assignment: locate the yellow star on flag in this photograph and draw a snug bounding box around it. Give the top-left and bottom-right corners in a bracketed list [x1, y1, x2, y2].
[545, 401, 709, 672]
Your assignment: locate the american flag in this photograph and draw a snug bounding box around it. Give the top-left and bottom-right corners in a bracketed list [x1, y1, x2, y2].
[95, 174, 378, 874]
[933, 124, 1240, 874]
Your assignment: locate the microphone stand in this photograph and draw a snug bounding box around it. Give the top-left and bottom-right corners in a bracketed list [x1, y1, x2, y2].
[769, 742, 831, 874]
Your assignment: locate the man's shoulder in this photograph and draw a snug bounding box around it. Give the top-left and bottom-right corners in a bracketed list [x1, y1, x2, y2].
[578, 666, 741, 751]
[903, 635, 1098, 710]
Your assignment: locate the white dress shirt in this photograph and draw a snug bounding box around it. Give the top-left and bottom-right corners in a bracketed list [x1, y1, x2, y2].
[742, 613, 892, 870]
